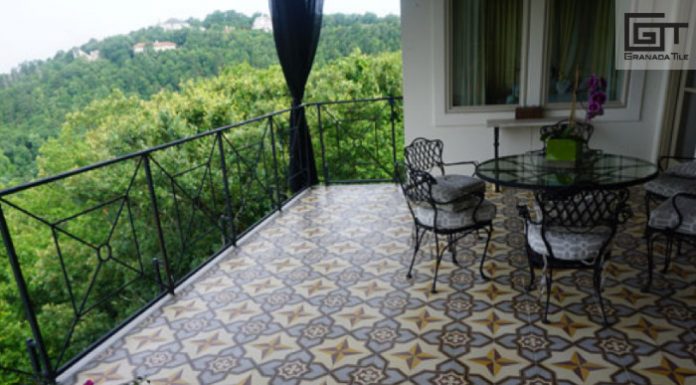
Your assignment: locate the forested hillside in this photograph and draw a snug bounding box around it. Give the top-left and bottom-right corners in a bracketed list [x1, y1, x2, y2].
[0, 50, 402, 385]
[0, 12, 400, 184]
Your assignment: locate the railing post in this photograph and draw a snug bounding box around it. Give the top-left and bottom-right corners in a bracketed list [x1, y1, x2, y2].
[389, 96, 398, 182]
[316, 104, 330, 185]
[0, 204, 53, 382]
[216, 132, 236, 246]
[143, 155, 175, 294]
[25, 339, 41, 382]
[152, 258, 165, 293]
[268, 116, 283, 210]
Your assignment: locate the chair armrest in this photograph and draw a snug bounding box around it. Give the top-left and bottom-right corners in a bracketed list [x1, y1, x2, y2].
[516, 202, 532, 222]
[617, 205, 633, 224]
[672, 193, 696, 228]
[658, 155, 696, 172]
[441, 161, 479, 176]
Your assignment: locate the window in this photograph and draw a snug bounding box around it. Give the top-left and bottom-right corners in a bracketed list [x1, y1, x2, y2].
[546, 0, 625, 104]
[447, 0, 628, 112]
[450, 0, 523, 107]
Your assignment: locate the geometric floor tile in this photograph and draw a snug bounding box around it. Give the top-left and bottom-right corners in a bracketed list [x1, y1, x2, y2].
[66, 184, 696, 385]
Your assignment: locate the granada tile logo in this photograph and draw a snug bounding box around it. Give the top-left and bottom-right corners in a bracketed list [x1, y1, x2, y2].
[616, 0, 696, 70]
[624, 13, 688, 53]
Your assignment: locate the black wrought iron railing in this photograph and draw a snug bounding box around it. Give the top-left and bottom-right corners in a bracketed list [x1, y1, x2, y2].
[0, 96, 402, 384]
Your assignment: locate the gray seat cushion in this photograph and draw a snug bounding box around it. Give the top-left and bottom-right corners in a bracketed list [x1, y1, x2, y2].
[413, 199, 496, 229]
[648, 197, 696, 235]
[666, 160, 696, 179]
[644, 174, 696, 198]
[527, 224, 613, 261]
[431, 174, 485, 211]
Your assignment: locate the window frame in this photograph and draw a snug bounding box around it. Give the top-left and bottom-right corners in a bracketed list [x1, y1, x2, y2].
[445, 0, 530, 112]
[435, 0, 642, 126]
[541, 0, 630, 109]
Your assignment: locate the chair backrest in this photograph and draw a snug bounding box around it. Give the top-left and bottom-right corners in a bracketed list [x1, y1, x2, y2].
[404, 137, 445, 175]
[540, 119, 594, 148]
[534, 188, 629, 230]
[396, 162, 435, 206]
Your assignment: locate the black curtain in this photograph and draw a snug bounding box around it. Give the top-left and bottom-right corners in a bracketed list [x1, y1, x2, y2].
[269, 0, 323, 192]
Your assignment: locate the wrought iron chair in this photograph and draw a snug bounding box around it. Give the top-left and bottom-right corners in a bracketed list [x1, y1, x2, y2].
[644, 192, 696, 291]
[404, 137, 486, 196]
[644, 156, 696, 222]
[397, 163, 496, 293]
[517, 187, 629, 325]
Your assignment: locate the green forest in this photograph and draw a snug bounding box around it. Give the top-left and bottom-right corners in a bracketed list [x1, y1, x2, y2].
[0, 11, 402, 385]
[0, 11, 400, 185]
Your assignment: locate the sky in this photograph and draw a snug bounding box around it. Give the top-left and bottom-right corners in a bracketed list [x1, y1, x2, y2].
[0, 0, 400, 74]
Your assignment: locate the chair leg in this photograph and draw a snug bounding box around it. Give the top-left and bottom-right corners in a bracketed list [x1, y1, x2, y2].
[407, 227, 422, 279]
[478, 225, 493, 281]
[643, 234, 655, 292]
[677, 239, 683, 257]
[663, 236, 673, 274]
[543, 266, 553, 324]
[593, 260, 609, 326]
[643, 193, 652, 238]
[431, 234, 443, 293]
[525, 245, 536, 292]
[448, 234, 459, 266]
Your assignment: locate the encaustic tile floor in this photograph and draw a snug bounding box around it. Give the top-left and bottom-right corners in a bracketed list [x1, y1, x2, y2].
[68, 184, 696, 385]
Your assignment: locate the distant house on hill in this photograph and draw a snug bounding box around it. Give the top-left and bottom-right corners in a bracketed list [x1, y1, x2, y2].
[252, 14, 273, 32]
[133, 43, 147, 54]
[133, 41, 177, 54]
[159, 18, 190, 31]
[71, 48, 100, 62]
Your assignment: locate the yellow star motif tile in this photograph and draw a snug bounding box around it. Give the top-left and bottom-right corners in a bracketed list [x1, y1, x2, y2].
[472, 311, 514, 335]
[549, 314, 591, 338]
[337, 306, 377, 328]
[318, 338, 362, 365]
[402, 309, 443, 332]
[550, 286, 577, 303]
[298, 279, 335, 297]
[276, 304, 314, 325]
[552, 352, 606, 382]
[245, 278, 279, 294]
[352, 281, 388, 297]
[187, 331, 227, 355]
[164, 300, 202, 320]
[81, 364, 127, 384]
[391, 343, 438, 371]
[252, 336, 291, 359]
[624, 316, 672, 341]
[614, 287, 648, 306]
[473, 283, 511, 301]
[641, 356, 696, 385]
[221, 302, 258, 322]
[469, 348, 518, 376]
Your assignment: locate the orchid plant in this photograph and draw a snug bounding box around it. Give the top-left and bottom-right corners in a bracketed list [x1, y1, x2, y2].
[585, 74, 608, 122]
[555, 69, 607, 139]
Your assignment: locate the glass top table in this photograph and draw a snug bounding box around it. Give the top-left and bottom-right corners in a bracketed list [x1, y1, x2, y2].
[476, 152, 658, 190]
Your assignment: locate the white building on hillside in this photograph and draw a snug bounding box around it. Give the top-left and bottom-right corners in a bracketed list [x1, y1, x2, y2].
[252, 14, 273, 32]
[133, 41, 177, 54]
[159, 18, 190, 31]
[71, 48, 100, 62]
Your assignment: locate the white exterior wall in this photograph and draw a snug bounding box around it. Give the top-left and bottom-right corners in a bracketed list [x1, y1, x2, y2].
[400, 0, 670, 165]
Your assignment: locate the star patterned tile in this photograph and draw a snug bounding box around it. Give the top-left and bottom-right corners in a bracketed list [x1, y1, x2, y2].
[66, 184, 696, 385]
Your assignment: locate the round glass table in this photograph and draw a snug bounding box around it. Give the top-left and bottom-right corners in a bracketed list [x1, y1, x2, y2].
[476, 152, 658, 190]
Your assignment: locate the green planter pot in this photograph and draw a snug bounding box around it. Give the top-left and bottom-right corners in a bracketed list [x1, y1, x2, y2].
[546, 138, 581, 162]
